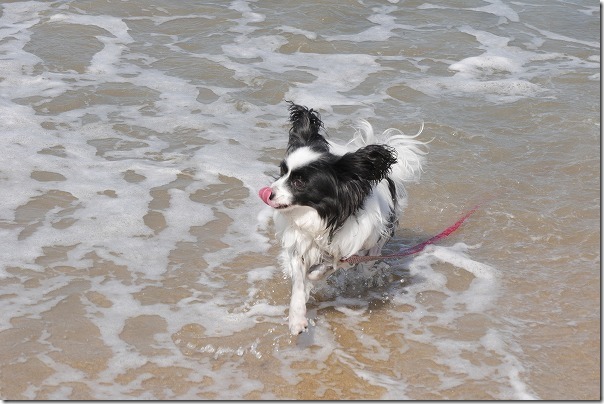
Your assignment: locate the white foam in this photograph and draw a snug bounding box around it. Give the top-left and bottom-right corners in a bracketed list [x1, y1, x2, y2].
[525, 23, 600, 49]
[480, 329, 539, 399]
[419, 1, 518, 22]
[247, 265, 278, 283]
[277, 25, 318, 40]
[450, 55, 522, 75]
[326, 6, 404, 42]
[405, 24, 587, 102]
[430, 243, 498, 280]
[0, 0, 594, 399]
[470, 0, 519, 22]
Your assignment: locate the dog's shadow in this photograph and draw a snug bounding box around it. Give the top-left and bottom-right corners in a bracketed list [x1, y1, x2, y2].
[308, 231, 432, 318]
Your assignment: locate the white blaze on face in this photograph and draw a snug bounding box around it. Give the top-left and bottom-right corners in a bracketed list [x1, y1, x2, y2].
[284, 147, 323, 171]
[269, 147, 323, 209]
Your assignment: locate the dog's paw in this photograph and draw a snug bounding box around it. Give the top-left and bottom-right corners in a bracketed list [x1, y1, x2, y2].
[289, 316, 308, 335]
[307, 263, 327, 280]
[308, 263, 337, 281]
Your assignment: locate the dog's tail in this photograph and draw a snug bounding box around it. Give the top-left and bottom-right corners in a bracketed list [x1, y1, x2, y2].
[350, 120, 427, 185]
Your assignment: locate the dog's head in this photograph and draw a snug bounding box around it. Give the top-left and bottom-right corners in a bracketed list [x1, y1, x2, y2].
[259, 102, 397, 235]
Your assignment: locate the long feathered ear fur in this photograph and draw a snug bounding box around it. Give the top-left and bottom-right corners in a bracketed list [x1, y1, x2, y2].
[320, 144, 398, 238]
[335, 144, 398, 184]
[286, 101, 329, 154]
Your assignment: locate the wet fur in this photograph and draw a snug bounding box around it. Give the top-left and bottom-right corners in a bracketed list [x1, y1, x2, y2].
[265, 102, 426, 334]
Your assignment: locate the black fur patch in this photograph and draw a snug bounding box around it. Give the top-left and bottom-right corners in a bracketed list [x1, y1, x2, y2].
[280, 102, 400, 239]
[286, 101, 329, 155]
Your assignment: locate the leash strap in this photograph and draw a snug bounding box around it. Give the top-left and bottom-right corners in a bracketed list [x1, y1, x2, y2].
[343, 203, 482, 266]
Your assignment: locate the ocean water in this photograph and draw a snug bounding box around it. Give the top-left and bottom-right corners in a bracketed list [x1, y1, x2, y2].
[0, 0, 599, 400]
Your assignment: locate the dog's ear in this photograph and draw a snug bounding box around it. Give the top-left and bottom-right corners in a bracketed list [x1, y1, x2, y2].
[319, 144, 397, 237]
[335, 144, 398, 185]
[286, 101, 329, 154]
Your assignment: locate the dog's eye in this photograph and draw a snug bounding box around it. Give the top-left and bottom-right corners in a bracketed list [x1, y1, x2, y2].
[292, 178, 305, 189]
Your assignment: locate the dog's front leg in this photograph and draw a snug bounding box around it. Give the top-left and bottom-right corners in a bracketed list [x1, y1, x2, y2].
[288, 257, 309, 335]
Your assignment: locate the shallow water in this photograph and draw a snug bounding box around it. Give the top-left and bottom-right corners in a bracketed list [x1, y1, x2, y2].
[0, 0, 599, 400]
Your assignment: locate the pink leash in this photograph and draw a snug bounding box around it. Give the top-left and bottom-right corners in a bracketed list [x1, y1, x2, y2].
[342, 202, 484, 266]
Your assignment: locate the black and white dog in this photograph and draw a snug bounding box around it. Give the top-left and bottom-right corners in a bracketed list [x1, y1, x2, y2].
[259, 102, 426, 334]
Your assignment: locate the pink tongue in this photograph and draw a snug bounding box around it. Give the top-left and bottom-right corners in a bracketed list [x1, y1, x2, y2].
[258, 187, 273, 206]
